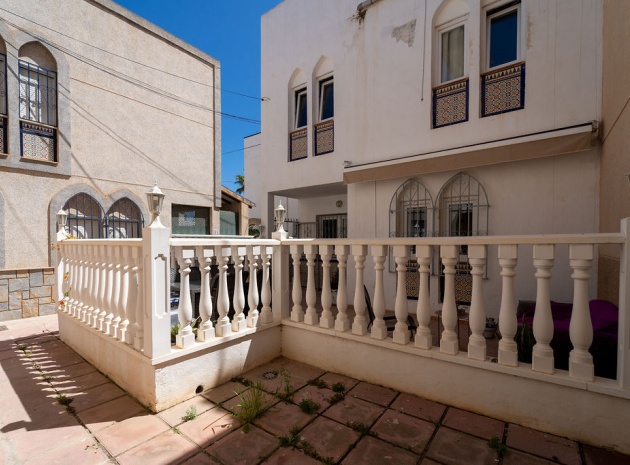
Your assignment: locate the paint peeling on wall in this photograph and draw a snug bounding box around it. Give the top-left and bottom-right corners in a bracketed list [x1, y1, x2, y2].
[391, 19, 416, 47]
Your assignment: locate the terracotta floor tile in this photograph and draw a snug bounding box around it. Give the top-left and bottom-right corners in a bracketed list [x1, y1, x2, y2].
[66, 381, 127, 413]
[323, 394, 385, 427]
[293, 385, 333, 414]
[24, 436, 111, 465]
[420, 459, 443, 465]
[1, 399, 72, 436]
[263, 446, 321, 465]
[159, 395, 217, 427]
[52, 370, 110, 393]
[583, 444, 630, 465]
[206, 425, 278, 465]
[443, 407, 505, 440]
[78, 395, 148, 433]
[318, 372, 359, 391]
[221, 388, 278, 417]
[201, 381, 241, 404]
[390, 393, 446, 423]
[40, 361, 97, 379]
[95, 413, 170, 457]
[371, 409, 435, 453]
[180, 452, 221, 464]
[177, 406, 238, 448]
[348, 381, 398, 407]
[254, 400, 313, 436]
[426, 428, 499, 465]
[117, 429, 199, 465]
[342, 435, 420, 465]
[507, 424, 581, 465]
[299, 416, 359, 463]
[502, 448, 558, 464]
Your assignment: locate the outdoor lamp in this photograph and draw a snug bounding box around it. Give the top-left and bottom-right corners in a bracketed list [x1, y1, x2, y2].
[57, 209, 68, 232]
[274, 203, 286, 233]
[146, 182, 165, 227]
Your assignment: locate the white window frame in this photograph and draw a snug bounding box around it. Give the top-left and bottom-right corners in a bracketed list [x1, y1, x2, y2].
[436, 18, 468, 85]
[318, 76, 334, 122]
[485, 2, 521, 71]
[294, 87, 307, 130]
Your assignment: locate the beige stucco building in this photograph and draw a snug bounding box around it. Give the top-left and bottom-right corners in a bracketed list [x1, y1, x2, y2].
[0, 0, 221, 320]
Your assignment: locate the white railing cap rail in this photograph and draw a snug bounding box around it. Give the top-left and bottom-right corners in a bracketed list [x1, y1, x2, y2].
[58, 238, 143, 247]
[280, 233, 625, 247]
[170, 237, 280, 247]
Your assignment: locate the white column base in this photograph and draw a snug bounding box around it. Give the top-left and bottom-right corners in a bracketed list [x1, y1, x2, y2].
[370, 325, 387, 340]
[393, 329, 410, 345]
[352, 321, 368, 336]
[176, 332, 195, 349]
[532, 345, 555, 373]
[247, 315, 259, 328]
[569, 351, 594, 381]
[260, 312, 274, 325]
[216, 320, 232, 336]
[440, 334, 459, 355]
[291, 309, 304, 322]
[498, 345, 519, 367]
[414, 329, 432, 350]
[197, 323, 216, 341]
[232, 318, 248, 332]
[320, 315, 335, 329]
[305, 313, 319, 325]
[335, 318, 350, 332]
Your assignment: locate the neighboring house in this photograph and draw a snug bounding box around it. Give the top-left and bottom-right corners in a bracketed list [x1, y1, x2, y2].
[0, 0, 221, 320]
[246, 0, 603, 313]
[219, 186, 254, 236]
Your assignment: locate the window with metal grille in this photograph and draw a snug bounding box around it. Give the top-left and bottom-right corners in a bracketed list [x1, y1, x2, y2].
[19, 61, 57, 127]
[106, 198, 144, 238]
[316, 214, 347, 239]
[64, 193, 105, 239]
[0, 52, 6, 154]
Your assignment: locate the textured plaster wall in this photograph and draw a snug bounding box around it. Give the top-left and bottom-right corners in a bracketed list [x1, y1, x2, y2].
[0, 1, 219, 286]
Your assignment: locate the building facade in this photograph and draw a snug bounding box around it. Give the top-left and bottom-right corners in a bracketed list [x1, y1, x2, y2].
[0, 0, 221, 320]
[247, 0, 603, 314]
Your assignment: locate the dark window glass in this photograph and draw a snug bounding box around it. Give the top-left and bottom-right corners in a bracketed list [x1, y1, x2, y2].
[489, 10, 518, 68]
[295, 89, 307, 128]
[320, 80, 334, 120]
[171, 204, 210, 235]
[441, 25, 465, 83]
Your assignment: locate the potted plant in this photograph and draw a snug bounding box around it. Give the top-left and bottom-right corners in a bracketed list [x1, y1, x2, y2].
[484, 317, 498, 339]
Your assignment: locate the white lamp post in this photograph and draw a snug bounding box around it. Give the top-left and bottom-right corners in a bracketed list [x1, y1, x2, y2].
[272, 203, 288, 240]
[56, 209, 68, 241]
[146, 183, 165, 228]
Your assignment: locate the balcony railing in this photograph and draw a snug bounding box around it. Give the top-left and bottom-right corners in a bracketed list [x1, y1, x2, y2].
[289, 127, 307, 161]
[481, 61, 526, 117]
[55, 221, 630, 451]
[432, 78, 469, 128]
[314, 119, 334, 155]
[20, 121, 56, 162]
[0, 115, 6, 154]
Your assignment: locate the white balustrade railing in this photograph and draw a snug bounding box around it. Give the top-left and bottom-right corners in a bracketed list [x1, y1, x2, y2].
[56, 225, 630, 390]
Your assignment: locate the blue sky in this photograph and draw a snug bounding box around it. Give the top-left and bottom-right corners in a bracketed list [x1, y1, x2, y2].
[114, 0, 283, 194]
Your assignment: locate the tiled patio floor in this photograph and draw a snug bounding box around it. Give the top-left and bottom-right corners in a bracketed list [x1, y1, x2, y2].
[1, 315, 630, 465]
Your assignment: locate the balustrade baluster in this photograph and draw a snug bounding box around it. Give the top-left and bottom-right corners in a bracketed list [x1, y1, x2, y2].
[247, 246, 260, 328]
[352, 245, 368, 336]
[71, 244, 83, 318]
[111, 246, 122, 338]
[118, 247, 130, 343]
[132, 254, 144, 352]
[304, 245, 319, 325]
[393, 245, 410, 344]
[415, 245, 432, 349]
[56, 244, 66, 313]
[175, 247, 196, 348]
[97, 245, 108, 331]
[569, 244, 595, 380]
[467, 245, 487, 360]
[532, 244, 555, 374]
[83, 245, 95, 324]
[231, 246, 247, 331]
[290, 245, 304, 322]
[216, 248, 233, 335]
[89, 248, 100, 325]
[127, 249, 139, 347]
[319, 245, 334, 329]
[104, 254, 115, 335]
[440, 245, 459, 355]
[498, 245, 518, 366]
[79, 244, 88, 321]
[334, 245, 350, 332]
[68, 245, 78, 316]
[260, 246, 273, 325]
[371, 245, 387, 340]
[197, 247, 216, 341]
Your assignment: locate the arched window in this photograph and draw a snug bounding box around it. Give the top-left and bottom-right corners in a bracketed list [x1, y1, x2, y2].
[64, 193, 105, 239]
[106, 198, 143, 238]
[0, 37, 8, 154]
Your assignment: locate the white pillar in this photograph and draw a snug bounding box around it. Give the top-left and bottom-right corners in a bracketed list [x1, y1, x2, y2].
[370, 245, 387, 340]
[247, 246, 261, 328]
[216, 247, 233, 336]
[118, 247, 130, 343]
[619, 218, 630, 390]
[467, 245, 487, 360]
[196, 246, 216, 341]
[352, 245, 368, 336]
[271, 242, 290, 321]
[290, 244, 304, 322]
[392, 245, 410, 345]
[415, 245, 432, 350]
[110, 246, 122, 338]
[319, 245, 335, 329]
[304, 244, 319, 326]
[334, 245, 350, 332]
[532, 244, 555, 374]
[84, 245, 96, 324]
[127, 247, 139, 349]
[498, 245, 518, 366]
[175, 247, 196, 348]
[232, 245, 248, 331]
[97, 245, 108, 331]
[260, 246, 273, 325]
[440, 245, 459, 355]
[569, 244, 594, 381]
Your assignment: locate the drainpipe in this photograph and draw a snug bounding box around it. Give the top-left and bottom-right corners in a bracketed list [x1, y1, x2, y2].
[357, 0, 383, 15]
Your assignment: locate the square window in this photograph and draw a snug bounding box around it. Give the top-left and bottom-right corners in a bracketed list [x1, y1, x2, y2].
[487, 5, 519, 69]
[294, 88, 307, 129]
[171, 204, 210, 235]
[319, 78, 334, 121]
[441, 25, 465, 83]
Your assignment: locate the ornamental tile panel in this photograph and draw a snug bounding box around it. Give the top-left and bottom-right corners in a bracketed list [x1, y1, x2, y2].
[406, 260, 419, 299]
[433, 79, 469, 128]
[0, 116, 6, 153]
[289, 128, 308, 161]
[21, 122, 56, 161]
[314, 120, 334, 155]
[481, 62, 525, 117]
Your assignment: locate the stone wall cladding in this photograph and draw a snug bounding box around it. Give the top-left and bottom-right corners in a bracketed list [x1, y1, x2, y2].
[0, 268, 55, 321]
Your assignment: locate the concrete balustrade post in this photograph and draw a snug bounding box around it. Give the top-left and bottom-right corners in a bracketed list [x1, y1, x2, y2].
[304, 244, 319, 326]
[260, 246, 274, 325]
[370, 245, 388, 340]
[352, 245, 368, 336]
[231, 245, 248, 331]
[247, 246, 261, 328]
[569, 244, 595, 381]
[532, 244, 555, 374]
[290, 244, 304, 322]
[196, 246, 216, 341]
[319, 245, 335, 329]
[271, 242, 290, 321]
[393, 245, 410, 345]
[415, 245, 433, 350]
[467, 245, 487, 360]
[440, 245, 459, 355]
[175, 247, 196, 348]
[498, 245, 518, 367]
[334, 245, 350, 332]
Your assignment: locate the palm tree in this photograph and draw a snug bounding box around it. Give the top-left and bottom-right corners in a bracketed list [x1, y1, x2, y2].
[234, 174, 245, 195]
